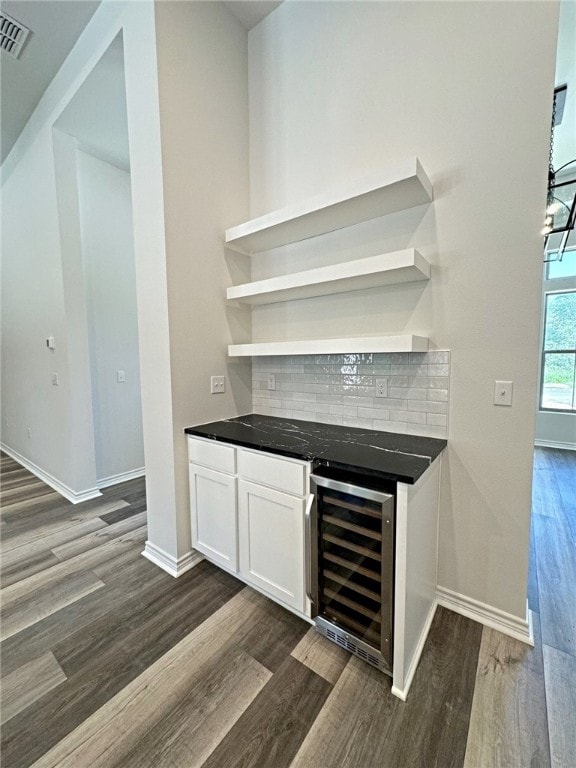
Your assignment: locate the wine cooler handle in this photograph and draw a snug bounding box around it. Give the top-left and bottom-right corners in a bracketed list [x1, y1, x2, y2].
[304, 493, 314, 603]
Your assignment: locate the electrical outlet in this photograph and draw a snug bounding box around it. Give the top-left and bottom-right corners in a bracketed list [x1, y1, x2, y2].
[375, 378, 388, 398]
[211, 375, 225, 394]
[27, 428, 32, 439]
[51, 373, 59, 386]
[268, 374, 276, 391]
[494, 380, 513, 406]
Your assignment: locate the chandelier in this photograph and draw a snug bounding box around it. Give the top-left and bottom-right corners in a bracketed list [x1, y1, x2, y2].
[543, 84, 576, 262]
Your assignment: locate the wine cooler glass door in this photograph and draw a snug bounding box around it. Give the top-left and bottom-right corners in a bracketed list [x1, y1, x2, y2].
[310, 475, 394, 669]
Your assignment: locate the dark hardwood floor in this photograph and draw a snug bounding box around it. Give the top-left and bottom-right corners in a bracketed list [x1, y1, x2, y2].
[0, 447, 574, 767]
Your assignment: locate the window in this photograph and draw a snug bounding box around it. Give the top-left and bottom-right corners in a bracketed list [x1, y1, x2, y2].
[540, 290, 576, 412]
[546, 248, 576, 279]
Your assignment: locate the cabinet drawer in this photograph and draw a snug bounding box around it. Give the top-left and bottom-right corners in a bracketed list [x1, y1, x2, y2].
[238, 448, 307, 496]
[188, 436, 236, 474]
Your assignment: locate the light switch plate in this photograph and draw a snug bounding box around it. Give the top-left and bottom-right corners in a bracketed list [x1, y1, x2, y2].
[211, 375, 225, 394]
[494, 380, 513, 406]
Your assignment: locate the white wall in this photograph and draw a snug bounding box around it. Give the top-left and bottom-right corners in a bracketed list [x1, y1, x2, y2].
[247, 0, 559, 621]
[77, 150, 144, 482]
[1, 2, 171, 517]
[52, 129, 99, 498]
[152, 0, 252, 563]
[1, 128, 80, 491]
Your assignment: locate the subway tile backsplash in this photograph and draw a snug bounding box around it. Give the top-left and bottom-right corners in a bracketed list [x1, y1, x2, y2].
[252, 351, 450, 438]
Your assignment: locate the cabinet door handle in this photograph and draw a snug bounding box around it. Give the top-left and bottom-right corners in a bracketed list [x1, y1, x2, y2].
[304, 493, 314, 603]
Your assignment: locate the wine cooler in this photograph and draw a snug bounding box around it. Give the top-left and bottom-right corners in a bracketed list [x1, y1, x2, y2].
[307, 470, 395, 674]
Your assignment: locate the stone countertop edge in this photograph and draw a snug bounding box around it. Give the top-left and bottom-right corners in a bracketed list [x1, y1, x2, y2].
[184, 414, 446, 485]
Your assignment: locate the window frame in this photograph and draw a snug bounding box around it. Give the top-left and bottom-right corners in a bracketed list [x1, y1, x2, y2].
[539, 285, 576, 414]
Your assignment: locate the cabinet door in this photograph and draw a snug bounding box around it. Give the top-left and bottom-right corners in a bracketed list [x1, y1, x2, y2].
[238, 480, 305, 613]
[189, 464, 237, 573]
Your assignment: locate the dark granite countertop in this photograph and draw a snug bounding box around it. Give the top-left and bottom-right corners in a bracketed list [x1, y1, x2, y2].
[185, 414, 446, 484]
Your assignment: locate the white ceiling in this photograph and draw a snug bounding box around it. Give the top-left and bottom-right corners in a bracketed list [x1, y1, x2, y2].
[222, 1, 283, 30]
[0, 0, 283, 167]
[0, 0, 100, 164]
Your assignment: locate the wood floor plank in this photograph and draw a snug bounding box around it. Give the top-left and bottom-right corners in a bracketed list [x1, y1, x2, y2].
[0, 470, 41, 490]
[543, 643, 576, 768]
[1, 548, 62, 589]
[97, 479, 147, 506]
[0, 569, 105, 641]
[289, 655, 396, 768]
[0, 652, 67, 726]
[50, 561, 235, 678]
[202, 656, 332, 768]
[0, 491, 70, 519]
[532, 469, 563, 520]
[1, 499, 130, 552]
[1, 517, 108, 573]
[1, 565, 244, 768]
[528, 513, 540, 614]
[0, 481, 56, 504]
[26, 589, 272, 768]
[551, 449, 576, 548]
[89, 542, 162, 583]
[463, 612, 550, 768]
[291, 627, 350, 684]
[98, 501, 146, 525]
[1, 525, 147, 609]
[105, 648, 271, 768]
[534, 513, 576, 656]
[533, 449, 554, 471]
[292, 607, 482, 768]
[233, 594, 310, 672]
[0, 490, 63, 517]
[51, 510, 147, 561]
[0, 550, 170, 679]
[0, 482, 135, 528]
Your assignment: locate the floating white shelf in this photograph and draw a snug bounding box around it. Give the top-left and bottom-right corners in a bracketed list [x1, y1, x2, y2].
[225, 157, 433, 254]
[228, 335, 429, 357]
[227, 249, 430, 306]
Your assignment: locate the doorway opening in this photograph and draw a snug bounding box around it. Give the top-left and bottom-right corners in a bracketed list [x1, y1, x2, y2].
[53, 32, 145, 489]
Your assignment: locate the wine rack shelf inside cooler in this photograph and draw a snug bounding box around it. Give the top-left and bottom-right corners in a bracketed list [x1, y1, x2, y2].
[318, 487, 385, 651]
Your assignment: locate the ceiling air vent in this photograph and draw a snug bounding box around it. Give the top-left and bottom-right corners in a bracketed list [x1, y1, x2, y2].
[1, 11, 31, 59]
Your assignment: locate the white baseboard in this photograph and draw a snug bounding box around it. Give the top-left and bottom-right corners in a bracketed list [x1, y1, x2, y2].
[142, 540, 203, 577]
[98, 467, 145, 489]
[0, 442, 102, 504]
[534, 439, 576, 451]
[392, 600, 438, 701]
[436, 586, 534, 646]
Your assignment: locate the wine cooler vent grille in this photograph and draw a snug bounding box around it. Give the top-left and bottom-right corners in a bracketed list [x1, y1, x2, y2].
[319, 620, 389, 675]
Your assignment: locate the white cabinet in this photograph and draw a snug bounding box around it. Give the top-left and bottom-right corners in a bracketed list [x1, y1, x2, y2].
[187, 436, 310, 619]
[238, 480, 306, 614]
[189, 463, 237, 574]
[187, 433, 445, 700]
